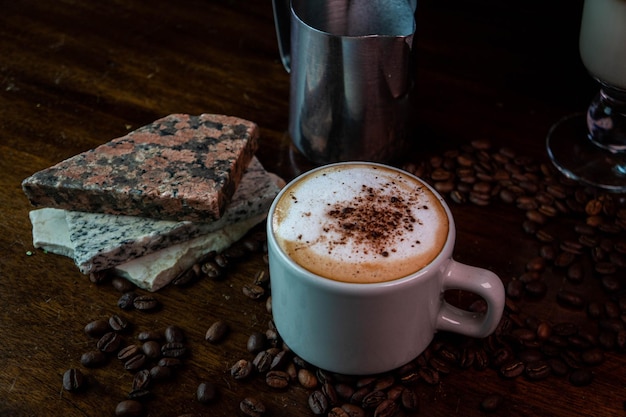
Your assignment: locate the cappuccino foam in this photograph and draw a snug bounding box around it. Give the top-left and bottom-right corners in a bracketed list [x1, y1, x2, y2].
[272, 164, 449, 283]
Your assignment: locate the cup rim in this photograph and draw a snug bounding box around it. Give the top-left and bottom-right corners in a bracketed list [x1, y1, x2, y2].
[266, 161, 456, 292]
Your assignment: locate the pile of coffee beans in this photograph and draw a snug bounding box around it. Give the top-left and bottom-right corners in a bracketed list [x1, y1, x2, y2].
[402, 140, 625, 400]
[228, 313, 423, 417]
[63, 141, 625, 416]
[64, 313, 191, 417]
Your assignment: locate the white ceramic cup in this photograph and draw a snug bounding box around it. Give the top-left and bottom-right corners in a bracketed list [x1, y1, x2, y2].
[267, 162, 505, 375]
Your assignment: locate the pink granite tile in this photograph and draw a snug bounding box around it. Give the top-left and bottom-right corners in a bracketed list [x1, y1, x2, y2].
[22, 114, 259, 221]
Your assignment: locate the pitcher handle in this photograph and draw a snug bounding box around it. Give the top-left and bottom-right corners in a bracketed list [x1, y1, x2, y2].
[272, 0, 292, 72]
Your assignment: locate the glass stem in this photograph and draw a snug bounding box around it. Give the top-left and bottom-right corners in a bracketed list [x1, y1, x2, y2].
[587, 81, 626, 153]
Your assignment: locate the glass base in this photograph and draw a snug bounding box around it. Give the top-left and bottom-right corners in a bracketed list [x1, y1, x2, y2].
[546, 113, 626, 193]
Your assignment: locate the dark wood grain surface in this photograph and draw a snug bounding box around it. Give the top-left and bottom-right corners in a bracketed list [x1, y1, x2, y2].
[2, 1, 626, 416]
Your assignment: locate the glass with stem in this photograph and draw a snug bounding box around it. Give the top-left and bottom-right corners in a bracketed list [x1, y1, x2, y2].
[546, 0, 626, 192]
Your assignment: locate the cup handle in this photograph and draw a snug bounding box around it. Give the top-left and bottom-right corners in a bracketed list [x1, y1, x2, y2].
[271, 0, 291, 72]
[435, 259, 505, 338]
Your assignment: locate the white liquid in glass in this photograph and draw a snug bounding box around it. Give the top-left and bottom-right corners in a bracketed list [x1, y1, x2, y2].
[579, 0, 626, 89]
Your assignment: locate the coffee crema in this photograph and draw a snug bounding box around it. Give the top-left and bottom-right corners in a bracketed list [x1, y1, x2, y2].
[272, 164, 449, 283]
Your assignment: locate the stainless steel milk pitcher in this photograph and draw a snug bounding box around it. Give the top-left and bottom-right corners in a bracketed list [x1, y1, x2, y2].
[272, 0, 417, 164]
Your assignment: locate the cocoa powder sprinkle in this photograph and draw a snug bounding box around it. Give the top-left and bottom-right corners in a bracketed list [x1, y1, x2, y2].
[324, 183, 423, 257]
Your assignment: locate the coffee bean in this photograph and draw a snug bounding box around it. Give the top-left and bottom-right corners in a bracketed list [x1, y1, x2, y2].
[201, 261, 224, 279]
[132, 369, 151, 391]
[351, 386, 371, 405]
[124, 353, 147, 372]
[334, 383, 355, 402]
[418, 366, 439, 385]
[585, 199, 603, 216]
[81, 350, 107, 368]
[511, 327, 537, 343]
[526, 210, 547, 225]
[141, 340, 161, 359]
[112, 276, 136, 293]
[536, 322, 552, 340]
[266, 370, 290, 389]
[560, 239, 584, 254]
[518, 349, 544, 363]
[368, 375, 393, 393]
[362, 390, 386, 409]
[240, 397, 266, 417]
[253, 269, 269, 287]
[205, 320, 229, 343]
[339, 403, 366, 417]
[161, 342, 186, 358]
[62, 368, 86, 392]
[298, 368, 318, 389]
[84, 319, 111, 337]
[243, 283, 265, 300]
[117, 344, 140, 361]
[473, 347, 489, 370]
[535, 229, 555, 243]
[524, 360, 551, 380]
[97, 332, 123, 353]
[567, 333, 593, 350]
[539, 244, 556, 260]
[137, 330, 163, 341]
[317, 382, 339, 407]
[196, 381, 217, 403]
[149, 365, 172, 381]
[499, 360, 525, 378]
[214, 253, 229, 269]
[164, 325, 185, 343]
[309, 390, 329, 415]
[109, 314, 130, 332]
[172, 267, 198, 286]
[396, 388, 418, 411]
[115, 400, 144, 417]
[522, 220, 539, 234]
[491, 347, 513, 367]
[429, 356, 452, 374]
[546, 184, 567, 199]
[328, 407, 350, 417]
[524, 280, 547, 297]
[157, 357, 183, 369]
[253, 350, 274, 373]
[557, 290, 586, 310]
[127, 389, 151, 401]
[507, 280, 524, 299]
[595, 262, 617, 275]
[450, 190, 466, 204]
[373, 399, 399, 417]
[269, 350, 288, 370]
[546, 358, 569, 376]
[89, 270, 110, 284]
[566, 262, 584, 282]
[231, 359, 253, 380]
[560, 350, 583, 369]
[247, 331, 267, 353]
[431, 168, 452, 181]
[117, 292, 137, 310]
[133, 295, 159, 311]
[469, 191, 490, 206]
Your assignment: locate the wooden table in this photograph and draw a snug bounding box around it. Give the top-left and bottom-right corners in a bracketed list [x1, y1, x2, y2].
[2, 1, 625, 416]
